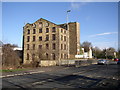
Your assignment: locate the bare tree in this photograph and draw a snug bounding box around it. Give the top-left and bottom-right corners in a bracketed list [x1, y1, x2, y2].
[117, 49, 120, 58]
[106, 47, 116, 59]
[28, 47, 47, 67]
[92, 47, 102, 59]
[2, 44, 21, 69]
[81, 41, 92, 52]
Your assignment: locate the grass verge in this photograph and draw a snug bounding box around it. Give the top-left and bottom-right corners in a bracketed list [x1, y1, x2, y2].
[0, 69, 27, 72]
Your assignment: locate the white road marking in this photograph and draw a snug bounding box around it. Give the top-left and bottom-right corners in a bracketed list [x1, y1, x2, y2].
[1, 71, 45, 78]
[0, 76, 6, 78]
[6, 74, 14, 77]
[48, 78, 53, 81]
[64, 67, 69, 69]
[16, 73, 24, 76]
[32, 80, 46, 85]
[32, 78, 54, 85]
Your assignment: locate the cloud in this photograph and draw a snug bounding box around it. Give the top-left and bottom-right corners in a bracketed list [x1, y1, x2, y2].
[71, 2, 87, 10]
[89, 32, 118, 37]
[86, 16, 91, 21]
[93, 41, 118, 50]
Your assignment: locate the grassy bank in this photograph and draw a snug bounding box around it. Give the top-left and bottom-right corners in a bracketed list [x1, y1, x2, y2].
[0, 69, 27, 72]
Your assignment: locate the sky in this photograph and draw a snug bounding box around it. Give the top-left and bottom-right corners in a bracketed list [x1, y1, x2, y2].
[2, 2, 118, 50]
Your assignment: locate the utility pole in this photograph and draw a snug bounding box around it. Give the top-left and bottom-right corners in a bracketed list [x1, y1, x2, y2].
[105, 48, 107, 59]
[67, 10, 71, 66]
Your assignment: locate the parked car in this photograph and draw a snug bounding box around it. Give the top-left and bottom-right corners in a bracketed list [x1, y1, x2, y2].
[117, 59, 120, 64]
[97, 59, 109, 65]
[114, 58, 119, 62]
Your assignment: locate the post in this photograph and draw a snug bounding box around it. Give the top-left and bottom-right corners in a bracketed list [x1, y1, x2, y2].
[105, 48, 107, 59]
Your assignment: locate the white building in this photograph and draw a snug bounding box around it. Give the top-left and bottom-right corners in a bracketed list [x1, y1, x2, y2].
[75, 47, 93, 59]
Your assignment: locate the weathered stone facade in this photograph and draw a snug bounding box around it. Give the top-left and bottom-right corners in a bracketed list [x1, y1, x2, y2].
[23, 18, 80, 65]
[69, 22, 80, 58]
[59, 22, 80, 59]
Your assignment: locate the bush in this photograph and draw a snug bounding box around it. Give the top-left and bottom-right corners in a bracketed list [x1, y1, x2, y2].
[2, 44, 21, 68]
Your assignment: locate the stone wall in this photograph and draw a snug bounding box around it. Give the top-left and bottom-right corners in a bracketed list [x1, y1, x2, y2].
[40, 60, 57, 66]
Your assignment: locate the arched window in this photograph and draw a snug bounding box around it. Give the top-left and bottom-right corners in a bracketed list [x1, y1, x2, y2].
[46, 28, 49, 33]
[33, 29, 36, 34]
[27, 29, 30, 34]
[52, 27, 56, 32]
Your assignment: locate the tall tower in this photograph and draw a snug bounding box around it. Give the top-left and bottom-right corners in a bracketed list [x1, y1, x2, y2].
[69, 22, 80, 58]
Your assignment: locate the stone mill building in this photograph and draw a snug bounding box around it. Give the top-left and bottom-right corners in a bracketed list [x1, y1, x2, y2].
[23, 18, 80, 65]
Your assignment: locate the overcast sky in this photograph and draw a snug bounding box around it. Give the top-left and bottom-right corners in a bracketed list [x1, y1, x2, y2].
[2, 2, 118, 50]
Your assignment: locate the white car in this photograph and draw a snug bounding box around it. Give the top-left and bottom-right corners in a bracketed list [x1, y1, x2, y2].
[97, 59, 109, 65]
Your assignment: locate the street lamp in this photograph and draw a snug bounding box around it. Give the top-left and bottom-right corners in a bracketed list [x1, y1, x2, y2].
[67, 10, 71, 66]
[105, 47, 108, 59]
[67, 10, 71, 30]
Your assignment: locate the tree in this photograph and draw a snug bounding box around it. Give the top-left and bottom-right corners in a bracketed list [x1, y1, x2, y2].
[92, 47, 102, 59]
[28, 47, 47, 68]
[2, 44, 21, 69]
[103, 47, 115, 59]
[81, 41, 92, 52]
[79, 47, 84, 55]
[116, 48, 120, 58]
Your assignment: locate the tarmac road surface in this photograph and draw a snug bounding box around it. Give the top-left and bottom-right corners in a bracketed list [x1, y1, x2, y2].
[1, 64, 120, 89]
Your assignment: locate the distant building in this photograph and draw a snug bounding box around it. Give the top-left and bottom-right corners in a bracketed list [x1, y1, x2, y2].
[23, 18, 80, 65]
[13, 47, 22, 51]
[75, 47, 93, 59]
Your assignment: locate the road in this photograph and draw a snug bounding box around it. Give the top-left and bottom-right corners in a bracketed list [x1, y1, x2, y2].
[1, 64, 120, 89]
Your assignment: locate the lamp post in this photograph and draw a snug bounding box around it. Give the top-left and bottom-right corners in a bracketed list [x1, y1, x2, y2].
[67, 10, 71, 66]
[105, 48, 108, 59]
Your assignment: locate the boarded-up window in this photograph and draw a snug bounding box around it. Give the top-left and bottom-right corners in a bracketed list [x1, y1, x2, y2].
[27, 36, 30, 42]
[53, 43, 56, 50]
[64, 44, 66, 50]
[61, 54, 63, 59]
[61, 44, 63, 50]
[46, 28, 49, 33]
[27, 44, 29, 50]
[39, 36, 42, 41]
[46, 43, 49, 49]
[27, 53, 29, 60]
[52, 27, 56, 32]
[33, 29, 36, 34]
[33, 36, 36, 41]
[64, 36, 66, 41]
[39, 28, 42, 33]
[52, 34, 56, 40]
[33, 44, 35, 50]
[46, 35, 49, 41]
[27, 29, 30, 34]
